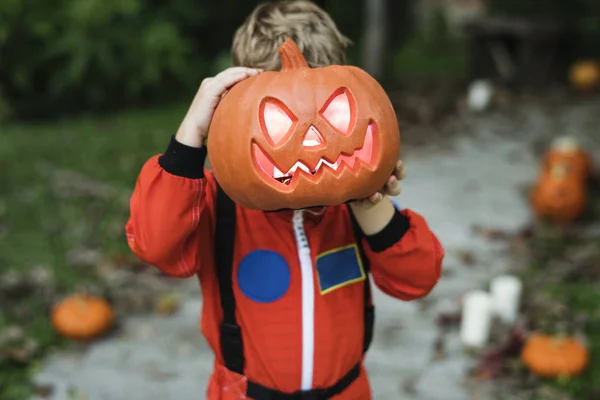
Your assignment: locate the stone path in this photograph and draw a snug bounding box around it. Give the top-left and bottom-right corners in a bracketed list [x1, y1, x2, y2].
[34, 102, 600, 400]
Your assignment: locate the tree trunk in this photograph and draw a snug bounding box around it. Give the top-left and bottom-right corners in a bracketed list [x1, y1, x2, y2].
[361, 0, 388, 79]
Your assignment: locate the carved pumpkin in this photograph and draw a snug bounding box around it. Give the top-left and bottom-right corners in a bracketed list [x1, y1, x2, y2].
[51, 294, 114, 341]
[543, 137, 593, 180]
[569, 60, 600, 91]
[521, 334, 589, 379]
[530, 163, 587, 224]
[207, 39, 400, 210]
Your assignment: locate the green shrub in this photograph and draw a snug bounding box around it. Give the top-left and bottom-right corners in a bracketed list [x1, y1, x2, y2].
[392, 7, 467, 83]
[0, 0, 206, 119]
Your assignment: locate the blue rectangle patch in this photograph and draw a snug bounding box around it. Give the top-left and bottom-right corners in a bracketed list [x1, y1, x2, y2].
[316, 244, 366, 295]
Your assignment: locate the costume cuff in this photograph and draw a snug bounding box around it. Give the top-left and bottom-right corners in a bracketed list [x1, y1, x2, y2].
[158, 136, 206, 179]
[364, 210, 410, 253]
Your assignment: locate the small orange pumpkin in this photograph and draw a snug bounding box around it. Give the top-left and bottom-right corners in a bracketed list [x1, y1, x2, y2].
[51, 294, 114, 341]
[521, 334, 589, 378]
[569, 60, 600, 91]
[530, 163, 587, 224]
[543, 137, 593, 180]
[208, 39, 400, 210]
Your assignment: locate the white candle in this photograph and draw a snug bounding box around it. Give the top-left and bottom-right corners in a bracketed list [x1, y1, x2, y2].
[460, 290, 493, 348]
[490, 275, 523, 325]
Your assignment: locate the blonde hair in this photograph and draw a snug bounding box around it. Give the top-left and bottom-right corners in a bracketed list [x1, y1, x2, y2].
[232, 1, 351, 70]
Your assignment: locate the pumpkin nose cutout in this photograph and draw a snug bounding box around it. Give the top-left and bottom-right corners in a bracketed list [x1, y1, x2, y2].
[302, 125, 324, 147]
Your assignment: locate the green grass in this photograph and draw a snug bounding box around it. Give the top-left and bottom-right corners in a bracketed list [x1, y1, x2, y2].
[545, 281, 600, 397]
[0, 104, 187, 398]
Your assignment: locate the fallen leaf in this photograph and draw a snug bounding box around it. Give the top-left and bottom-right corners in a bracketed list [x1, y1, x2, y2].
[0, 326, 39, 363]
[67, 387, 88, 400]
[0, 325, 25, 342]
[378, 324, 403, 348]
[454, 249, 476, 266]
[436, 312, 461, 329]
[33, 383, 54, 398]
[431, 332, 447, 361]
[49, 168, 116, 200]
[472, 225, 510, 241]
[154, 293, 181, 316]
[67, 247, 103, 267]
[0, 272, 34, 299]
[108, 252, 149, 270]
[7, 338, 39, 362]
[143, 361, 178, 381]
[401, 372, 420, 394]
[28, 265, 53, 286]
[416, 296, 435, 312]
[472, 328, 527, 380]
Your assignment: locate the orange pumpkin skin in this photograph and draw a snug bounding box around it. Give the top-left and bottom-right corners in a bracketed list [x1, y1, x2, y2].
[530, 164, 587, 224]
[569, 60, 600, 91]
[207, 39, 400, 210]
[521, 334, 589, 379]
[543, 137, 593, 180]
[544, 151, 592, 180]
[51, 294, 114, 341]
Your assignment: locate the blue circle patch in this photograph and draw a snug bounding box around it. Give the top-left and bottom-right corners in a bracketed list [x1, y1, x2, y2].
[237, 250, 291, 303]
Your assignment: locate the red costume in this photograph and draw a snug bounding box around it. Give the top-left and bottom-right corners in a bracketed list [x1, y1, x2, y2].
[126, 137, 444, 399]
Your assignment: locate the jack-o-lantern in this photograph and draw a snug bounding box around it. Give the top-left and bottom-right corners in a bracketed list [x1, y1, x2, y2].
[207, 39, 400, 210]
[530, 163, 587, 224]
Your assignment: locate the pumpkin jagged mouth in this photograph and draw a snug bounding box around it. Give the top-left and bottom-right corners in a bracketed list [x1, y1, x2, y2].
[253, 123, 375, 185]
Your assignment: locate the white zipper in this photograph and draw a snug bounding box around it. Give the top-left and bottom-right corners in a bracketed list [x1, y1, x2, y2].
[292, 210, 315, 390]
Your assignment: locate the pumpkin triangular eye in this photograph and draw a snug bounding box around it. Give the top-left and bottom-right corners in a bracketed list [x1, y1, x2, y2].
[320, 89, 353, 135]
[260, 99, 295, 145]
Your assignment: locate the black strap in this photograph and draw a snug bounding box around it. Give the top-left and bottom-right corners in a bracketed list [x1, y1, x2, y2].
[247, 362, 361, 400]
[215, 184, 244, 374]
[346, 204, 375, 354]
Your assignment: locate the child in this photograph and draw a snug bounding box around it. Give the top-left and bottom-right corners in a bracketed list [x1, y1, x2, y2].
[126, 1, 444, 399]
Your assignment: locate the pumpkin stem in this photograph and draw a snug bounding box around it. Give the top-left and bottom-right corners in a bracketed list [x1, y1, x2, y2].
[279, 39, 309, 71]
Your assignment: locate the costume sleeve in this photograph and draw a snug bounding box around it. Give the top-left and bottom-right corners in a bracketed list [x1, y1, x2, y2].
[125, 136, 217, 278]
[361, 209, 444, 301]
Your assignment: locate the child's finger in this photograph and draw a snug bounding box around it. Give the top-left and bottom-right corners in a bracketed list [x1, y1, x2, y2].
[369, 192, 383, 203]
[387, 186, 401, 197]
[215, 67, 263, 80]
[394, 160, 406, 180]
[215, 72, 252, 92]
[385, 176, 401, 196]
[212, 68, 262, 94]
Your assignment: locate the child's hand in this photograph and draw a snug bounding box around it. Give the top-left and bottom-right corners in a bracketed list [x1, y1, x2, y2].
[176, 67, 263, 148]
[353, 160, 406, 207]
